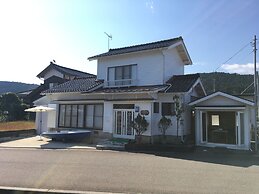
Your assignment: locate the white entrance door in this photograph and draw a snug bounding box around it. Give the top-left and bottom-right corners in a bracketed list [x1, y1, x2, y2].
[113, 109, 135, 139]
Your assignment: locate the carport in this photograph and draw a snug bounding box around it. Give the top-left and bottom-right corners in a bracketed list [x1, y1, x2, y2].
[189, 91, 255, 150]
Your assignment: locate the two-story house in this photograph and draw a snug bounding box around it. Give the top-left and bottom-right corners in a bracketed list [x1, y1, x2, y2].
[40, 37, 206, 143]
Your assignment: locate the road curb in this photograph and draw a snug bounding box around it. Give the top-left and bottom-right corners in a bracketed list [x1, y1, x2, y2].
[0, 186, 124, 194]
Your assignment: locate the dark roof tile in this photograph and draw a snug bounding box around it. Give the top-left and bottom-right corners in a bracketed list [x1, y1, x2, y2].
[88, 37, 183, 60]
[43, 78, 103, 94]
[166, 74, 200, 93]
[91, 85, 168, 94]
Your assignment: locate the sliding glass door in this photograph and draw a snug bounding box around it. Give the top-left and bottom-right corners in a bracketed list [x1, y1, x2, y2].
[200, 110, 245, 146]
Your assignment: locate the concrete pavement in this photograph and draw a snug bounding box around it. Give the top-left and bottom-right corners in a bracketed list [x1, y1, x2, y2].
[0, 136, 96, 150]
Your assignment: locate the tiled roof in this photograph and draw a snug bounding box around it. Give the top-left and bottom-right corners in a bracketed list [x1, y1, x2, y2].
[43, 74, 200, 94]
[88, 37, 183, 60]
[37, 62, 96, 79]
[43, 78, 103, 94]
[91, 85, 168, 94]
[166, 74, 200, 93]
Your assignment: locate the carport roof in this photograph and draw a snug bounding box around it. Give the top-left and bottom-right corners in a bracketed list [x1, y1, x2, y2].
[189, 91, 254, 106]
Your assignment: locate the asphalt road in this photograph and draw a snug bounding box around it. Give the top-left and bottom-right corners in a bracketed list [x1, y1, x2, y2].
[0, 148, 259, 194]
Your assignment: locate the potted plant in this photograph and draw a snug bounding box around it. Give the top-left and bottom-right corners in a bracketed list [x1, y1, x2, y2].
[158, 116, 172, 144]
[131, 113, 149, 144]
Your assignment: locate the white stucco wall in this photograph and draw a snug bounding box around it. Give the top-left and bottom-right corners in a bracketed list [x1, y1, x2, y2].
[97, 48, 185, 86]
[151, 93, 191, 137]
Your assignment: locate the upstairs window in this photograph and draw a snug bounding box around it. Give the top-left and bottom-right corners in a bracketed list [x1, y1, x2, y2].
[107, 64, 136, 86]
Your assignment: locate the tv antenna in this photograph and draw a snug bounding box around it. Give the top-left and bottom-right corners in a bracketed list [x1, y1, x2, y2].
[104, 32, 112, 51]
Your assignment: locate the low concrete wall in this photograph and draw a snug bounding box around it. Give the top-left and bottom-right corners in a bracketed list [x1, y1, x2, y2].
[0, 129, 36, 138]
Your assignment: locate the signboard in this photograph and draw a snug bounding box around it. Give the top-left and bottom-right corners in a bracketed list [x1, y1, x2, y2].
[141, 110, 149, 115]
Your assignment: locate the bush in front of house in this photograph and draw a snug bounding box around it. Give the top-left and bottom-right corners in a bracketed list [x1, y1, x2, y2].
[131, 113, 149, 144]
[158, 116, 172, 144]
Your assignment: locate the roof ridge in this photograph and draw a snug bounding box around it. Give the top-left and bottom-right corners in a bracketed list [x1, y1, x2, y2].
[109, 36, 183, 51]
[172, 73, 200, 78]
[52, 63, 96, 76]
[88, 36, 183, 60]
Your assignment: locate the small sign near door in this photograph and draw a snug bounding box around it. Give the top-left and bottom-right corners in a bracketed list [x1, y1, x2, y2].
[141, 110, 149, 115]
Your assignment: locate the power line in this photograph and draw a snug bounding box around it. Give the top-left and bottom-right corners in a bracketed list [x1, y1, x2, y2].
[212, 42, 252, 92]
[214, 42, 251, 71]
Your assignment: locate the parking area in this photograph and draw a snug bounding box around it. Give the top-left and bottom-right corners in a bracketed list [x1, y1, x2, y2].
[0, 136, 96, 150]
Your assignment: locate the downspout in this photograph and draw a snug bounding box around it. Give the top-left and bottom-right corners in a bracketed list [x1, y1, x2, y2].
[180, 94, 185, 143]
[162, 50, 166, 84]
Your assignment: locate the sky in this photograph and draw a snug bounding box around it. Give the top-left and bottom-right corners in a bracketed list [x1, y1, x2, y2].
[0, 0, 258, 84]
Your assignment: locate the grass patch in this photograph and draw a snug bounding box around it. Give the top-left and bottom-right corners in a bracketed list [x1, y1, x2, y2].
[0, 121, 35, 131]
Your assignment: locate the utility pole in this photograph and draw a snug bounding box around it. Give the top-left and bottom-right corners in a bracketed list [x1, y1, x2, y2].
[253, 35, 258, 152]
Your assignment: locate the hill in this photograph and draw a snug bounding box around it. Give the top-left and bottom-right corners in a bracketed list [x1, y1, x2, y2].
[0, 73, 254, 96]
[200, 72, 254, 95]
[0, 81, 38, 94]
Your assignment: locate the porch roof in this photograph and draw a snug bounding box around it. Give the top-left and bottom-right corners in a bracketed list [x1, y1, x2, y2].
[189, 91, 254, 106]
[87, 85, 167, 94]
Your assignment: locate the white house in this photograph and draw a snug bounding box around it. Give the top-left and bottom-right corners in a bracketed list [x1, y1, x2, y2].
[38, 37, 206, 143]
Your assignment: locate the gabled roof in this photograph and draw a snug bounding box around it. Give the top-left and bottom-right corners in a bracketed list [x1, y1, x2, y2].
[165, 74, 201, 93]
[43, 78, 103, 94]
[37, 62, 96, 79]
[189, 91, 254, 106]
[88, 37, 191, 64]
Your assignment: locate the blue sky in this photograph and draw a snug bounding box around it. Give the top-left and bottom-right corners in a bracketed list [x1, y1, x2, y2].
[0, 0, 258, 84]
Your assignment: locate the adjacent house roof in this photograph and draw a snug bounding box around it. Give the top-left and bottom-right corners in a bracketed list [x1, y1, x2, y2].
[165, 74, 200, 93]
[37, 62, 96, 79]
[43, 78, 103, 94]
[88, 36, 187, 60]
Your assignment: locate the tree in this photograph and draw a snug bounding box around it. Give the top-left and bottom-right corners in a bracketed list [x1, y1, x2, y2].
[173, 95, 184, 138]
[0, 93, 29, 121]
[158, 116, 172, 144]
[131, 114, 149, 143]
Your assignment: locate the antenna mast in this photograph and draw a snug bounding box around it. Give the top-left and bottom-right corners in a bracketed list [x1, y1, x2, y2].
[104, 32, 112, 51]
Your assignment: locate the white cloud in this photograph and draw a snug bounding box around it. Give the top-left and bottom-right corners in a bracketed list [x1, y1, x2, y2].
[220, 63, 259, 74]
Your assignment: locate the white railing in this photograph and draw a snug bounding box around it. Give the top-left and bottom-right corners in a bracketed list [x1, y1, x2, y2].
[104, 79, 137, 87]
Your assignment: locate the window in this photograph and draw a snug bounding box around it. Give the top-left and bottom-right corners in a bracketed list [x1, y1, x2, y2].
[71, 105, 78, 127]
[58, 104, 103, 130]
[113, 104, 135, 109]
[64, 105, 71, 127]
[59, 105, 66, 127]
[162, 103, 175, 116]
[85, 105, 94, 128]
[153, 102, 159, 113]
[108, 64, 136, 86]
[94, 105, 103, 129]
[77, 105, 84, 128]
[211, 115, 220, 126]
